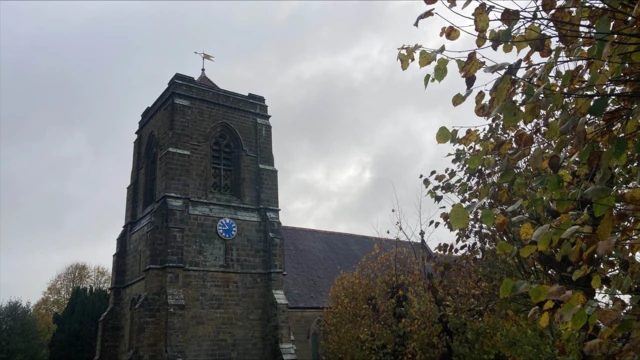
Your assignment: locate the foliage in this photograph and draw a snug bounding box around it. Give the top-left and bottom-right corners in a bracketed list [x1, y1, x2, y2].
[323, 246, 438, 359]
[48, 287, 109, 360]
[33, 262, 110, 343]
[0, 298, 48, 360]
[322, 244, 556, 359]
[400, 0, 640, 358]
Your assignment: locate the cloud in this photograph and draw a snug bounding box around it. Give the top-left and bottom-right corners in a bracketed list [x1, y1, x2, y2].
[0, 1, 475, 302]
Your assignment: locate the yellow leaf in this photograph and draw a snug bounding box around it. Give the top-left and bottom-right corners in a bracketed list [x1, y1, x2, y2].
[623, 188, 640, 205]
[569, 292, 587, 306]
[539, 311, 550, 329]
[418, 50, 435, 68]
[473, 4, 490, 32]
[596, 209, 613, 241]
[460, 51, 485, 78]
[495, 214, 508, 232]
[498, 140, 512, 155]
[543, 300, 554, 311]
[520, 223, 534, 241]
[476, 31, 487, 48]
[443, 26, 461, 41]
[541, 159, 549, 170]
[575, 97, 591, 116]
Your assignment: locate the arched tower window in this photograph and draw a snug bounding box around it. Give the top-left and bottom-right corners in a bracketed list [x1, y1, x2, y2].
[211, 131, 240, 196]
[143, 133, 158, 208]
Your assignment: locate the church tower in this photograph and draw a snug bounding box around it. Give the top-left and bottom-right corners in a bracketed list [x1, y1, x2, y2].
[95, 65, 296, 360]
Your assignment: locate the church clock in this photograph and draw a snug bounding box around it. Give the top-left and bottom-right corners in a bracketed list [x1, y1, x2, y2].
[217, 218, 237, 240]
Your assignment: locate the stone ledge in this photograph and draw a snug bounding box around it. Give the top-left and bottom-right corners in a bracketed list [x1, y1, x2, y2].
[273, 290, 289, 305]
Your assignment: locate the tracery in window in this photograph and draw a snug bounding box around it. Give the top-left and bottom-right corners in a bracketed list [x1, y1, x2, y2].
[211, 132, 238, 196]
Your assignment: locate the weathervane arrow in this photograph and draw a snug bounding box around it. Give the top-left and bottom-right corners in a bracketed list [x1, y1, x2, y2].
[194, 50, 215, 71]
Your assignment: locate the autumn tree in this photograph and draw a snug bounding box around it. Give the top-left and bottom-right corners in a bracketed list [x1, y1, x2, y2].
[0, 298, 48, 360]
[399, 0, 639, 357]
[33, 262, 110, 343]
[322, 243, 556, 359]
[322, 246, 440, 359]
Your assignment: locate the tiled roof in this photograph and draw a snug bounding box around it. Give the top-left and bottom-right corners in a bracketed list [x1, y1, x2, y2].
[196, 70, 219, 88]
[282, 226, 429, 309]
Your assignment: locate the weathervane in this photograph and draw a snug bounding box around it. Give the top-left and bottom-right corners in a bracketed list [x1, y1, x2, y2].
[194, 50, 215, 71]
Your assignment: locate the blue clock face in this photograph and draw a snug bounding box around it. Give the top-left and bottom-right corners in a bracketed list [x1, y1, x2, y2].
[217, 218, 237, 240]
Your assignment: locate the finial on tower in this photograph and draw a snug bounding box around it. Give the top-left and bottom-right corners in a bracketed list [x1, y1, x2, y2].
[193, 50, 219, 88]
[194, 50, 215, 71]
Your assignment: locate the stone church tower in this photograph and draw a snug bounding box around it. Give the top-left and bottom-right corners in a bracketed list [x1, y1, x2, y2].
[95, 69, 296, 360]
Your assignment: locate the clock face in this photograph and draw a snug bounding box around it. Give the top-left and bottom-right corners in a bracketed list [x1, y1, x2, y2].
[217, 218, 237, 240]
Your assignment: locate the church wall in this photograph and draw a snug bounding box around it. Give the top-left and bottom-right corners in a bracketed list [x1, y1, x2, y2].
[289, 309, 323, 360]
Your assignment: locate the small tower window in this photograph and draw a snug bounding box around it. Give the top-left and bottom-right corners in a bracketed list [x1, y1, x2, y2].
[211, 132, 238, 196]
[143, 133, 158, 208]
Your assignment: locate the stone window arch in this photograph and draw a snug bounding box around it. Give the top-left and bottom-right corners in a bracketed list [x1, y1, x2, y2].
[143, 133, 158, 208]
[307, 316, 324, 360]
[210, 128, 241, 196]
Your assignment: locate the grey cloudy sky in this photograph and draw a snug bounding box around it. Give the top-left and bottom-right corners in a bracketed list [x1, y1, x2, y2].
[0, 1, 484, 303]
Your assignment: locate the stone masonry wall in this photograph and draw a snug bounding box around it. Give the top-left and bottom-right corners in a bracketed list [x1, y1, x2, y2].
[95, 74, 294, 360]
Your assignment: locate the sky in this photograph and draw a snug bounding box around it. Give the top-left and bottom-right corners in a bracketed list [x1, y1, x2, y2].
[0, 1, 487, 303]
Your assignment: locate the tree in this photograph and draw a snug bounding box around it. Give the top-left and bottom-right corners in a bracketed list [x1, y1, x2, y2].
[322, 246, 439, 359]
[322, 245, 556, 359]
[33, 262, 110, 343]
[0, 298, 48, 360]
[48, 287, 109, 360]
[399, 0, 639, 357]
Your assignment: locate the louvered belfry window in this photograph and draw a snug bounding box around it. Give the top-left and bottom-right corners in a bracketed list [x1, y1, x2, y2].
[211, 132, 236, 195]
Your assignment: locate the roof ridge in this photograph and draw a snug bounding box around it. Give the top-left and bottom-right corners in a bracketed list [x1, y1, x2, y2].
[281, 225, 406, 242]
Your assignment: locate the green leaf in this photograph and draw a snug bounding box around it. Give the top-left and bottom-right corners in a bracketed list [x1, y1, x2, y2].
[520, 245, 537, 258]
[455, 59, 465, 71]
[499, 168, 515, 183]
[531, 224, 550, 242]
[468, 155, 482, 169]
[434, 58, 449, 82]
[502, 101, 523, 127]
[583, 185, 613, 200]
[594, 196, 614, 217]
[500, 278, 515, 298]
[436, 126, 451, 144]
[497, 241, 513, 254]
[591, 274, 601, 289]
[452, 93, 466, 107]
[546, 121, 559, 140]
[595, 16, 610, 40]
[530, 148, 543, 169]
[423, 73, 432, 89]
[612, 137, 628, 160]
[588, 97, 608, 117]
[547, 175, 562, 192]
[514, 34, 527, 52]
[538, 232, 552, 251]
[449, 203, 469, 230]
[481, 209, 495, 226]
[529, 285, 550, 303]
[571, 308, 587, 330]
